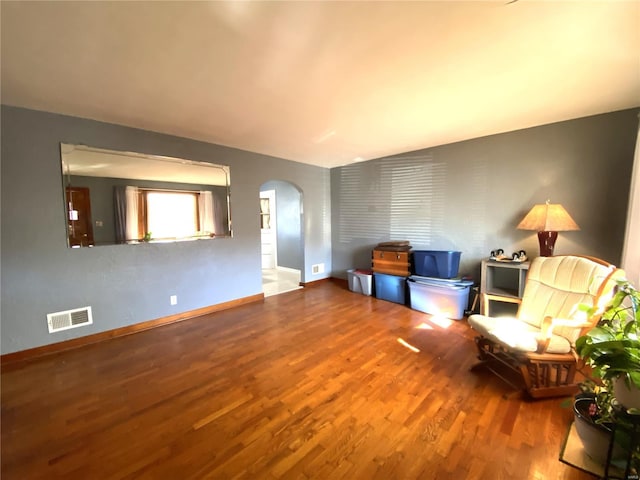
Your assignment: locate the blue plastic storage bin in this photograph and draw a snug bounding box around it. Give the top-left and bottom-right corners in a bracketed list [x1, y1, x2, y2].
[412, 250, 461, 278]
[407, 276, 472, 319]
[374, 273, 407, 304]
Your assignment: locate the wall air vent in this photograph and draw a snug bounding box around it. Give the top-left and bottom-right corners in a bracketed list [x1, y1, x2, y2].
[46, 306, 93, 333]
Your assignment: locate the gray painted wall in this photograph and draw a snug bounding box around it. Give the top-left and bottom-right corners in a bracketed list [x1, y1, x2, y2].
[2, 106, 636, 355]
[261, 180, 303, 270]
[1, 106, 332, 354]
[331, 109, 639, 282]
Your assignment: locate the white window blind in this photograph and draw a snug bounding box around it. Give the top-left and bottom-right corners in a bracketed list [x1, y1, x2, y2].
[338, 155, 446, 246]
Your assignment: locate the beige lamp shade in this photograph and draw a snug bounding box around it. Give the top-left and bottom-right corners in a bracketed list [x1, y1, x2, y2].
[517, 203, 580, 232]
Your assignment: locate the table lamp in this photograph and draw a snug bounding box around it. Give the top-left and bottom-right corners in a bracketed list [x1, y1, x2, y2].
[517, 201, 580, 256]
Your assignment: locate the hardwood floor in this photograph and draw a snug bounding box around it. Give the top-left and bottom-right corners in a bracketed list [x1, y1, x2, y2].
[2, 281, 592, 479]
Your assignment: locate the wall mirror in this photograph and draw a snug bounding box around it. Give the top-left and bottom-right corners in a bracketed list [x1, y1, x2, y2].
[60, 143, 231, 248]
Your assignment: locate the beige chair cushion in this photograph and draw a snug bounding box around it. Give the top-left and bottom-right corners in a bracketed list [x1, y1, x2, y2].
[518, 256, 620, 344]
[469, 256, 621, 354]
[468, 314, 572, 353]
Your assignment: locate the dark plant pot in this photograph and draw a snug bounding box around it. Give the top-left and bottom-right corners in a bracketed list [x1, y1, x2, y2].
[573, 397, 623, 465]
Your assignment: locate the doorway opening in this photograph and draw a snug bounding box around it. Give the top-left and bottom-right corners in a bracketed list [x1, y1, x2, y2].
[260, 181, 304, 297]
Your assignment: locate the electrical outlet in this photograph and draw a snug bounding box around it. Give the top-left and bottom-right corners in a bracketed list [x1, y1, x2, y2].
[170, 295, 177, 305]
[312, 263, 325, 275]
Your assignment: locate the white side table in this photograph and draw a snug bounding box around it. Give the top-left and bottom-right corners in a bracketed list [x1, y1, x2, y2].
[480, 259, 530, 315]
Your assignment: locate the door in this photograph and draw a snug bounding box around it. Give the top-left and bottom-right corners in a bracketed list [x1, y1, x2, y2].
[66, 186, 94, 247]
[260, 190, 276, 269]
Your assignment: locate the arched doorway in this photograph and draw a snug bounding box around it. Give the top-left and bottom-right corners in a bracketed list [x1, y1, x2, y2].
[259, 180, 304, 297]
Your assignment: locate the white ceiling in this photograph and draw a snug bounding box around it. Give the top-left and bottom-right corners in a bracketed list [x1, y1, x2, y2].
[2, 1, 639, 168]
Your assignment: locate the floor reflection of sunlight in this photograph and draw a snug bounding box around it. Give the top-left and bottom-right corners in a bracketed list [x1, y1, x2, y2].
[429, 315, 454, 329]
[397, 338, 420, 352]
[416, 322, 434, 330]
[416, 315, 454, 330]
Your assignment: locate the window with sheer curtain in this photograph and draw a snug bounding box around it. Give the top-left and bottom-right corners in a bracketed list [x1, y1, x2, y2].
[114, 187, 217, 242]
[145, 191, 199, 239]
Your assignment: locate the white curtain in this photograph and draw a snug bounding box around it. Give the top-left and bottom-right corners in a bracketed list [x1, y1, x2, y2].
[199, 191, 215, 235]
[125, 186, 139, 242]
[622, 115, 640, 286]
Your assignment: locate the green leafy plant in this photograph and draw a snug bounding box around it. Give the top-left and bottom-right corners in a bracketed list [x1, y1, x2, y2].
[575, 279, 640, 389]
[575, 378, 616, 426]
[572, 280, 640, 468]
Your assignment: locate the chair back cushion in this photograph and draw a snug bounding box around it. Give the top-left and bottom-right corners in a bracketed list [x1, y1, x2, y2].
[518, 256, 620, 343]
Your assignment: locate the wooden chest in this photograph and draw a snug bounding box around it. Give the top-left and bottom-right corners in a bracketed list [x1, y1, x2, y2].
[372, 249, 411, 276]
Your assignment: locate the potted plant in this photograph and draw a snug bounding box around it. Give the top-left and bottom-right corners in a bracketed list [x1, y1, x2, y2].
[572, 378, 619, 464]
[576, 279, 640, 410]
[573, 279, 640, 467]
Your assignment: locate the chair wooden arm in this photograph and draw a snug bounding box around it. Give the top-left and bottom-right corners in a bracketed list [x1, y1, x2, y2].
[481, 293, 522, 316]
[547, 318, 592, 328]
[535, 316, 594, 354]
[525, 351, 576, 361]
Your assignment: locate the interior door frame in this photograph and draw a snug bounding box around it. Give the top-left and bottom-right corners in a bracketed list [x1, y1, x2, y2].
[260, 189, 277, 269]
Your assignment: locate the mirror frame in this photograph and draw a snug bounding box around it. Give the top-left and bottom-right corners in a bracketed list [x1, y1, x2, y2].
[60, 143, 232, 247]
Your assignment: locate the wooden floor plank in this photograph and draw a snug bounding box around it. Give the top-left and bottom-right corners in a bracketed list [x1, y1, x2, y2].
[2, 281, 592, 479]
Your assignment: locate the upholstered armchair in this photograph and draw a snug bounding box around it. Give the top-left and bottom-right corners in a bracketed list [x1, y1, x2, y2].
[468, 255, 623, 399]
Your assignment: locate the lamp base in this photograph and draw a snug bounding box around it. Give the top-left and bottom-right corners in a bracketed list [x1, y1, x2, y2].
[537, 231, 558, 257]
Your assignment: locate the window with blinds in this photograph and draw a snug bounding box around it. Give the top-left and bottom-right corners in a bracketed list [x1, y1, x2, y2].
[337, 155, 446, 246]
